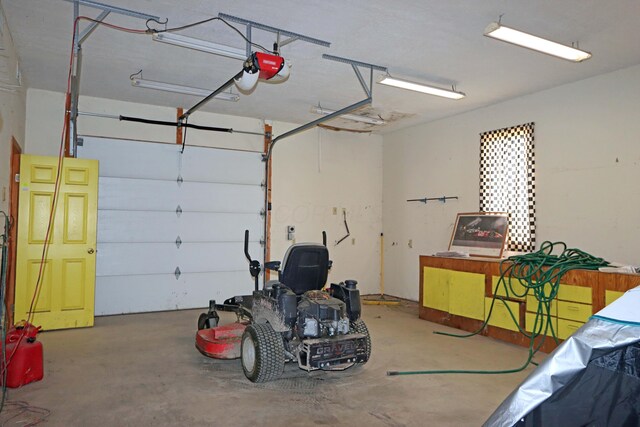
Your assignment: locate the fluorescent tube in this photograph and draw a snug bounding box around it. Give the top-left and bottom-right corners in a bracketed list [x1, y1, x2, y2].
[378, 76, 465, 100]
[130, 78, 240, 101]
[484, 22, 591, 62]
[152, 33, 247, 60]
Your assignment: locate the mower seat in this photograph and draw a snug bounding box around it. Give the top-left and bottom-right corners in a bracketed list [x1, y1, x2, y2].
[275, 243, 330, 295]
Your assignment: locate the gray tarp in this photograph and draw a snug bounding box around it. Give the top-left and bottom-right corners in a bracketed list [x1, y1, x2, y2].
[484, 287, 640, 427]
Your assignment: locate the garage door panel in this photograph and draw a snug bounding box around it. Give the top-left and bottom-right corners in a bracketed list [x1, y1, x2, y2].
[79, 138, 180, 180]
[178, 182, 263, 213]
[98, 211, 263, 243]
[98, 211, 178, 243]
[96, 243, 179, 276]
[176, 241, 261, 272]
[99, 178, 179, 211]
[181, 149, 263, 184]
[96, 242, 262, 276]
[177, 212, 263, 242]
[95, 271, 254, 315]
[100, 179, 263, 213]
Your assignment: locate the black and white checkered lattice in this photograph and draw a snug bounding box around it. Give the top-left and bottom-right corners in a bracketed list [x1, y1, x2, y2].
[479, 122, 536, 252]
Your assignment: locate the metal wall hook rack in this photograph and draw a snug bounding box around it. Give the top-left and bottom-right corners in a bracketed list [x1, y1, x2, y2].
[407, 196, 459, 204]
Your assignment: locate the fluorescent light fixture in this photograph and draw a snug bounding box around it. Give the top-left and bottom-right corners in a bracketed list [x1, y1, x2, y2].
[484, 22, 592, 62]
[378, 76, 465, 100]
[130, 78, 240, 102]
[311, 106, 385, 125]
[152, 32, 247, 60]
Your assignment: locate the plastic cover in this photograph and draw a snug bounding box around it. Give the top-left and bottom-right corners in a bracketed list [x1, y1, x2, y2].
[484, 287, 640, 427]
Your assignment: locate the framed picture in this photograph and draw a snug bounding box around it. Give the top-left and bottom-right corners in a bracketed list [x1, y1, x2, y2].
[449, 212, 509, 258]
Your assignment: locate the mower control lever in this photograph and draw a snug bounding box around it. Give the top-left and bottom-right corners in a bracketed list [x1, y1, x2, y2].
[244, 229, 261, 291]
[244, 230, 252, 262]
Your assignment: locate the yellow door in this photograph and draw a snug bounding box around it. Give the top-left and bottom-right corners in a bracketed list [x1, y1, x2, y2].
[14, 155, 98, 330]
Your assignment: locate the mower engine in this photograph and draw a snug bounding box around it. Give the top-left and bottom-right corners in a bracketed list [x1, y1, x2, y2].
[297, 290, 350, 338]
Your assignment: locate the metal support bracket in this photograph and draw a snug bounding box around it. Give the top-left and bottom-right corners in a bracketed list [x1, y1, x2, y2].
[66, 0, 164, 156]
[261, 54, 387, 285]
[218, 13, 331, 52]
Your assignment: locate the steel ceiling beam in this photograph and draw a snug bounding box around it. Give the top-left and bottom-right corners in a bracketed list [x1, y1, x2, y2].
[218, 13, 331, 48]
[62, 0, 160, 21]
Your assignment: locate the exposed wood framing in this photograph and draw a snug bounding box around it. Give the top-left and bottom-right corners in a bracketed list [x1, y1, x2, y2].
[263, 123, 273, 280]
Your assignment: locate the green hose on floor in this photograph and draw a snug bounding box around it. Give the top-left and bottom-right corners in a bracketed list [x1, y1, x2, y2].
[387, 241, 609, 376]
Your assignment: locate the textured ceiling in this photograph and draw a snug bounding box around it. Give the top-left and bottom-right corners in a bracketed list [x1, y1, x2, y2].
[4, 0, 640, 133]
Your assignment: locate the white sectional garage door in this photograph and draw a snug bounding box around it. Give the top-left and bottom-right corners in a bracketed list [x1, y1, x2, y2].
[78, 136, 264, 315]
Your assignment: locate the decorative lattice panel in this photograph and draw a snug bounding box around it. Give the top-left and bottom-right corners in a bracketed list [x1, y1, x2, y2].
[479, 122, 536, 252]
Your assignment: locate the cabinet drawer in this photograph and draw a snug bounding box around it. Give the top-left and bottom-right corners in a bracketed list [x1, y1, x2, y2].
[485, 298, 520, 332]
[449, 271, 485, 320]
[493, 275, 526, 301]
[605, 290, 625, 306]
[558, 318, 584, 340]
[557, 301, 592, 322]
[525, 294, 557, 315]
[557, 284, 592, 304]
[525, 312, 557, 337]
[423, 267, 449, 312]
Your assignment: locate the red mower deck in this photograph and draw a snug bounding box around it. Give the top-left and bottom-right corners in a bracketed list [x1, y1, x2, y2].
[195, 322, 246, 359]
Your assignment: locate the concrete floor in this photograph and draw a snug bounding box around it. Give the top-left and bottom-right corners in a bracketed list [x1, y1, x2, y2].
[3, 303, 540, 426]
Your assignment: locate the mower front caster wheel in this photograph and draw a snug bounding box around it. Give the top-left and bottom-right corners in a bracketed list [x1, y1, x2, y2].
[197, 312, 219, 330]
[241, 323, 285, 383]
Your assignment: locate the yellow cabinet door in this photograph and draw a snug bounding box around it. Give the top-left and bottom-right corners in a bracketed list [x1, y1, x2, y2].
[525, 312, 557, 337]
[493, 275, 527, 301]
[14, 155, 99, 330]
[449, 271, 485, 320]
[557, 284, 592, 304]
[605, 290, 624, 306]
[557, 301, 592, 323]
[557, 319, 584, 340]
[485, 297, 520, 332]
[423, 267, 450, 312]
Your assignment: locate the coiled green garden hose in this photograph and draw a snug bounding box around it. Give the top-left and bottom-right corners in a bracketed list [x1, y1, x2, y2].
[387, 241, 609, 376]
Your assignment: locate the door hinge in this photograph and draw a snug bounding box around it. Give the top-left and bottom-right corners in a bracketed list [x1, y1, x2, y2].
[14, 173, 19, 182]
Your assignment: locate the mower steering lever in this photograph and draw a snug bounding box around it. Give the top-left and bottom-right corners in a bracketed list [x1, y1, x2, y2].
[244, 229, 261, 291]
[244, 230, 252, 262]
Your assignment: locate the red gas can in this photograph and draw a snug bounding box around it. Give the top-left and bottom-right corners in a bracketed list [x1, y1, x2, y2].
[1, 322, 44, 388]
[6, 322, 40, 344]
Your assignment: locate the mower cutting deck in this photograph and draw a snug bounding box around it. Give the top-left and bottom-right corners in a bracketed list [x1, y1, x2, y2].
[195, 322, 246, 359]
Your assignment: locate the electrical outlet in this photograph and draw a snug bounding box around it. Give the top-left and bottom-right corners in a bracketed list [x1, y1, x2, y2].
[408, 239, 413, 249]
[332, 207, 337, 215]
[352, 238, 356, 245]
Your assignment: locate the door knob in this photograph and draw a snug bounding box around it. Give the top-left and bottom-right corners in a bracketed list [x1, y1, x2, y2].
[87, 248, 95, 254]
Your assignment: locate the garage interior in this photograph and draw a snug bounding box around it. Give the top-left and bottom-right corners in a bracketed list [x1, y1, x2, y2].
[0, 1, 639, 426]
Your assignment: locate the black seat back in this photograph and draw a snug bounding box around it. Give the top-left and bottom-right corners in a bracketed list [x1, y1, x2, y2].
[279, 244, 329, 295]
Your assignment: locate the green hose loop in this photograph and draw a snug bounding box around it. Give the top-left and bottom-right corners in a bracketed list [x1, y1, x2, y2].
[387, 241, 609, 376]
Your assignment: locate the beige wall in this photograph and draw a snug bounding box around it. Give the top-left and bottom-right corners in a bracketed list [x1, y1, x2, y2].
[382, 64, 640, 300]
[24, 89, 383, 294]
[0, 89, 25, 214]
[0, 5, 26, 215]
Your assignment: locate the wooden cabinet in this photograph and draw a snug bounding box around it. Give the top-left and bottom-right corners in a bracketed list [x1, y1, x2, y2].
[419, 256, 640, 352]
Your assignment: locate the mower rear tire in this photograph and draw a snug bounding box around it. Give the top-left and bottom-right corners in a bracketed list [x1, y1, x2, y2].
[351, 319, 371, 364]
[241, 323, 285, 383]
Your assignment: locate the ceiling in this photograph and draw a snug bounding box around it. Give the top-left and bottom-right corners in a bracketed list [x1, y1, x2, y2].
[3, 0, 640, 133]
